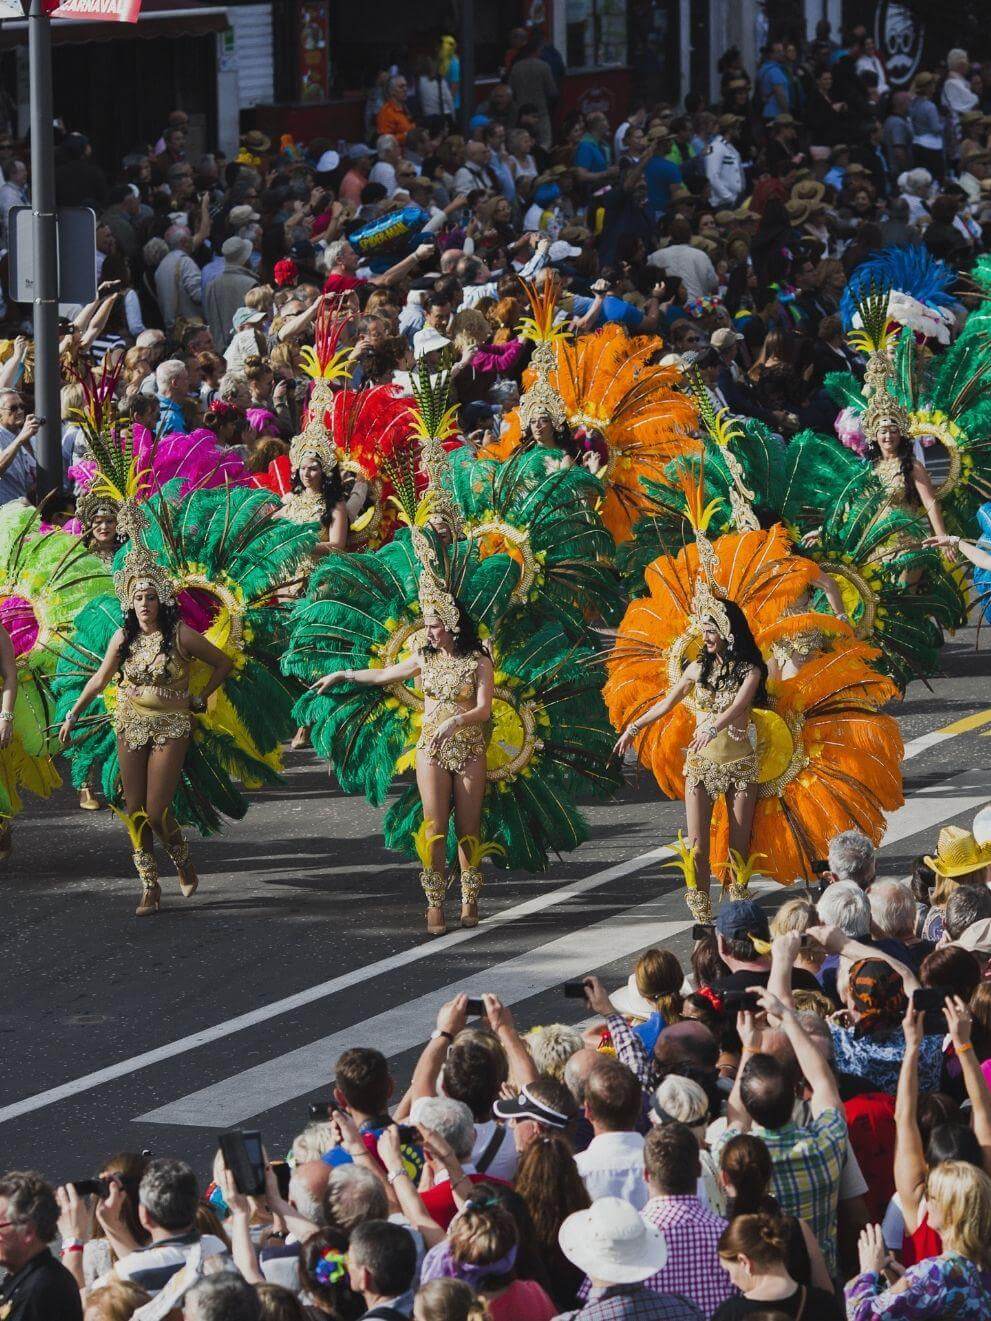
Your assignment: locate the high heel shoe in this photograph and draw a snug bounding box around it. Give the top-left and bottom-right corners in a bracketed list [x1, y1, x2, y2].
[166, 831, 198, 897]
[459, 867, 483, 928]
[420, 868, 449, 937]
[290, 725, 311, 750]
[79, 784, 101, 811]
[133, 849, 161, 916]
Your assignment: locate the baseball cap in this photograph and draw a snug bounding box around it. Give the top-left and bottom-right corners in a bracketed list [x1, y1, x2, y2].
[232, 307, 265, 330]
[548, 240, 582, 263]
[711, 327, 743, 349]
[346, 143, 376, 160]
[492, 1083, 572, 1130]
[714, 898, 770, 944]
[316, 149, 341, 173]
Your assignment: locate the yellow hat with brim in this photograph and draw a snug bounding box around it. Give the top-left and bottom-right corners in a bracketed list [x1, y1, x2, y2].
[924, 825, 991, 878]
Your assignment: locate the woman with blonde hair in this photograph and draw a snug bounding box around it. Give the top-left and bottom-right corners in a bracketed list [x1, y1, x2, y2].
[415, 1279, 491, 1321]
[770, 898, 825, 977]
[847, 1161, 991, 1317]
[82, 1278, 150, 1320]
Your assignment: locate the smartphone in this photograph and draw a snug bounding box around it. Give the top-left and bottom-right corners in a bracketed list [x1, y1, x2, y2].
[308, 1100, 341, 1121]
[724, 990, 762, 1014]
[71, 1177, 111, 1198]
[913, 986, 953, 1012]
[692, 924, 715, 940]
[812, 859, 831, 876]
[218, 1129, 266, 1196]
[270, 1159, 292, 1200]
[464, 997, 485, 1018]
[563, 979, 591, 999]
[396, 1125, 420, 1145]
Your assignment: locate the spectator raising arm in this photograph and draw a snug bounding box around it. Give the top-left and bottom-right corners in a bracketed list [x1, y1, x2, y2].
[893, 1003, 927, 1236]
[944, 995, 991, 1172]
[758, 988, 842, 1116]
[483, 993, 539, 1088]
[409, 994, 469, 1103]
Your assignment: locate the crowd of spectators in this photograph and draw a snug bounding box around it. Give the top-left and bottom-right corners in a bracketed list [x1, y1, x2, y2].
[2, 25, 991, 504]
[7, 819, 991, 1319]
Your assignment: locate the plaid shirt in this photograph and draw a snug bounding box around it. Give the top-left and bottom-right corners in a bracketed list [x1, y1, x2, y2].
[606, 1013, 657, 1089]
[640, 1196, 735, 1316]
[556, 1282, 704, 1320]
[712, 1108, 847, 1275]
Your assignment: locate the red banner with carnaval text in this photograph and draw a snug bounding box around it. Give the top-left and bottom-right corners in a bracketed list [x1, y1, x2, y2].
[46, 0, 141, 20]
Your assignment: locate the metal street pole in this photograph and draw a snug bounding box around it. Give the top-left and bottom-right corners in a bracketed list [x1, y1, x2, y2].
[28, 0, 61, 500]
[459, 0, 475, 136]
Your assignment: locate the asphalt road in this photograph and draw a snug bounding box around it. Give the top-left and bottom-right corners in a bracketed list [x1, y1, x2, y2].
[4, 622, 991, 1186]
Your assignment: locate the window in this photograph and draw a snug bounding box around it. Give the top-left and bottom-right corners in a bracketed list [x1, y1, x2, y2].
[565, 0, 628, 69]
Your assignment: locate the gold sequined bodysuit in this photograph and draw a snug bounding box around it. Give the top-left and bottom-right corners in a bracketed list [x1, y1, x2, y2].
[683, 660, 759, 798]
[417, 648, 487, 774]
[873, 457, 928, 556]
[114, 630, 192, 750]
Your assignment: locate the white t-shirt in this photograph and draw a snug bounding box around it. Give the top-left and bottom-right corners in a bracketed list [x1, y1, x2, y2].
[370, 160, 398, 196]
[575, 1131, 648, 1208]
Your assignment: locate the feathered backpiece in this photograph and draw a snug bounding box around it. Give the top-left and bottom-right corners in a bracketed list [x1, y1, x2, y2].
[67, 352, 124, 436]
[687, 368, 758, 532]
[683, 455, 733, 643]
[517, 276, 569, 432]
[406, 362, 463, 634]
[841, 245, 956, 345]
[300, 302, 354, 418]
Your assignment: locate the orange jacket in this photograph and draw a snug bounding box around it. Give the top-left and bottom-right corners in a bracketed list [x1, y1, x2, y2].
[376, 100, 415, 145]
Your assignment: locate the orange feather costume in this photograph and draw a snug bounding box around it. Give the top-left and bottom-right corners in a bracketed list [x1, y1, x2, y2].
[605, 525, 904, 886]
[483, 297, 698, 542]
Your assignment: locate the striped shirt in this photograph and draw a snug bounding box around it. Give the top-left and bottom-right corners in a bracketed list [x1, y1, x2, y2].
[108, 1232, 229, 1294]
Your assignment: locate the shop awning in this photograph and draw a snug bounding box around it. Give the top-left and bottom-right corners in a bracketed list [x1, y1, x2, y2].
[0, 0, 227, 46]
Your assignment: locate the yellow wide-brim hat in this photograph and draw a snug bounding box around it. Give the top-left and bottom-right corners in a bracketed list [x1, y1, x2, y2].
[924, 825, 991, 878]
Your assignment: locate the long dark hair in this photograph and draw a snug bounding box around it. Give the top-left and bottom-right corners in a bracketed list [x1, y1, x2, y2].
[697, 599, 768, 705]
[866, 429, 920, 506]
[424, 597, 486, 657]
[118, 599, 181, 668]
[292, 462, 345, 528]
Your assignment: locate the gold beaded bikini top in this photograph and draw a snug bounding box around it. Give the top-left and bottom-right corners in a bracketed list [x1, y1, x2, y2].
[419, 649, 478, 705]
[874, 456, 911, 509]
[120, 630, 190, 696]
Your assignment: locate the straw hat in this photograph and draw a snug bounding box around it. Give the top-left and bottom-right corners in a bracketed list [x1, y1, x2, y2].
[924, 826, 991, 879]
[786, 199, 814, 225]
[791, 180, 825, 206]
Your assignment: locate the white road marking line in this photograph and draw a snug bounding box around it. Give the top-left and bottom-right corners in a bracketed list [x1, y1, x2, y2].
[0, 845, 673, 1126]
[141, 770, 991, 1127]
[3, 718, 987, 1129]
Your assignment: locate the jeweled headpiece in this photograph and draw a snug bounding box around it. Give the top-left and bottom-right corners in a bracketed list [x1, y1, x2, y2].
[682, 453, 734, 643]
[76, 489, 122, 530]
[289, 413, 340, 477]
[847, 280, 911, 444]
[517, 276, 569, 434]
[114, 544, 177, 609]
[861, 369, 911, 443]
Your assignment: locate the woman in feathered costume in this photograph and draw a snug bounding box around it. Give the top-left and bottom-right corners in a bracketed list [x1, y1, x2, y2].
[482, 276, 697, 543]
[285, 368, 621, 934]
[606, 488, 903, 917]
[0, 505, 112, 846]
[620, 377, 966, 690]
[53, 482, 318, 913]
[827, 284, 991, 540]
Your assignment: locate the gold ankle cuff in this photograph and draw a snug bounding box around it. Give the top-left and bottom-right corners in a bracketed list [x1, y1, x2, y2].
[419, 867, 448, 907]
[166, 832, 190, 868]
[133, 848, 159, 888]
[726, 881, 751, 902]
[685, 888, 712, 923]
[460, 867, 483, 904]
